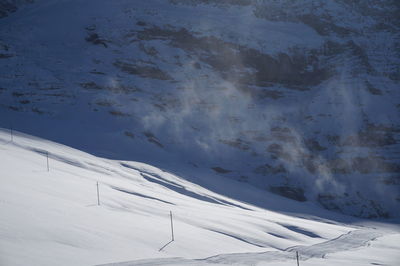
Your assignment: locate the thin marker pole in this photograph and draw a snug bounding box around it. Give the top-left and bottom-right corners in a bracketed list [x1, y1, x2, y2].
[170, 211, 174, 241]
[96, 182, 100, 206]
[296, 251, 299, 266]
[46, 151, 49, 172]
[10, 127, 13, 142]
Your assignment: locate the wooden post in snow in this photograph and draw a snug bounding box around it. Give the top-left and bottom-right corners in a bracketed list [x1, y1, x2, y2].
[10, 126, 13, 142]
[96, 182, 100, 206]
[170, 211, 174, 241]
[46, 151, 49, 172]
[158, 211, 175, 252]
[296, 251, 300, 266]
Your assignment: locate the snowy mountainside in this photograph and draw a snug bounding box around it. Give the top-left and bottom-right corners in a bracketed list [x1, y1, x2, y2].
[0, 0, 399, 218]
[0, 129, 399, 266]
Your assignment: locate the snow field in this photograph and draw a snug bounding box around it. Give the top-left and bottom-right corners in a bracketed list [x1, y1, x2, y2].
[0, 128, 399, 266]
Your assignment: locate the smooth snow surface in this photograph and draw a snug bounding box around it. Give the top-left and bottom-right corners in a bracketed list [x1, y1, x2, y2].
[0, 128, 399, 266]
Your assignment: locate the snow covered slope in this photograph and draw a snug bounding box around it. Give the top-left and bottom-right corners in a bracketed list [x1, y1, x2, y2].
[0, 129, 399, 266]
[0, 0, 399, 218]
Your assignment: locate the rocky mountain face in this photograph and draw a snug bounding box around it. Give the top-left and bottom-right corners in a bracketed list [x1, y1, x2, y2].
[0, 0, 399, 218]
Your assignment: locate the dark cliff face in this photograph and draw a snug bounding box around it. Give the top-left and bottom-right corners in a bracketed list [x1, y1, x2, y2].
[0, 0, 399, 218]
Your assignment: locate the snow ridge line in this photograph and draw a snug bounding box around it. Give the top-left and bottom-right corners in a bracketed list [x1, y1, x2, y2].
[98, 229, 382, 266]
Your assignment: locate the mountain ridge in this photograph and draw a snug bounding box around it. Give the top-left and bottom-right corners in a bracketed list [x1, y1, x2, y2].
[0, 0, 399, 218]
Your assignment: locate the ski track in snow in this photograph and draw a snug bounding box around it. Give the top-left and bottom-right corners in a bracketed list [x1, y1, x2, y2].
[100, 229, 382, 266]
